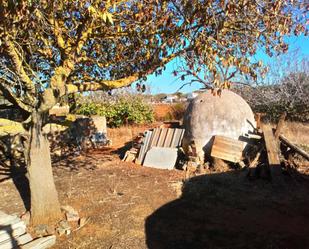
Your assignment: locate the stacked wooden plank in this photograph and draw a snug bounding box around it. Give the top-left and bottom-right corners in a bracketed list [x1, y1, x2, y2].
[0, 211, 55, 249]
[210, 136, 246, 163]
[136, 128, 185, 165]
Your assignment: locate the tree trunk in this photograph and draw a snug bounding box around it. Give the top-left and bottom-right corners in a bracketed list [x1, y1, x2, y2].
[27, 112, 61, 225]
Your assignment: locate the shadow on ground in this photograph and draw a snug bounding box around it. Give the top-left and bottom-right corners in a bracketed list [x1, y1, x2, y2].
[145, 170, 309, 249]
[0, 162, 30, 211]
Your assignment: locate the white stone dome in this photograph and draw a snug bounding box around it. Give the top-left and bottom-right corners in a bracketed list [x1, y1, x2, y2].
[183, 89, 256, 162]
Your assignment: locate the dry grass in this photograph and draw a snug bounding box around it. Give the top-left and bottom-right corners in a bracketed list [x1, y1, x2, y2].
[265, 121, 309, 147]
[107, 123, 158, 148]
[281, 121, 309, 147]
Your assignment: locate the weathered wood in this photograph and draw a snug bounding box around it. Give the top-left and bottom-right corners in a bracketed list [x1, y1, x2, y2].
[279, 135, 309, 161]
[0, 233, 33, 249]
[247, 134, 262, 140]
[274, 112, 287, 139]
[21, 235, 56, 249]
[261, 124, 281, 175]
[157, 128, 168, 147]
[210, 136, 246, 163]
[0, 226, 27, 244]
[254, 113, 266, 129]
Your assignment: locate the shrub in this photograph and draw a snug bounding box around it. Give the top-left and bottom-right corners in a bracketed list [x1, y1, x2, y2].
[74, 95, 154, 127]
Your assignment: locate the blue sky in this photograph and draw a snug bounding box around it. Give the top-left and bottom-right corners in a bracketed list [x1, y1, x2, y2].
[143, 35, 309, 94]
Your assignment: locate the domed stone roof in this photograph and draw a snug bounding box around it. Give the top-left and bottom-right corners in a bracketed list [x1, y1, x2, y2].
[182, 89, 256, 162]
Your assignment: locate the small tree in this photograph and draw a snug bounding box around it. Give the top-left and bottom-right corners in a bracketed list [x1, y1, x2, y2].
[0, 0, 305, 225]
[234, 55, 309, 121]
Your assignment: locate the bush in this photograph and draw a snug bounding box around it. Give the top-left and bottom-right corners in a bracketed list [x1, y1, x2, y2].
[74, 95, 154, 127]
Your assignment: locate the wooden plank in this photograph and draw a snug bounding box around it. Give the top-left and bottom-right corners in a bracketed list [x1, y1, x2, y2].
[210, 136, 245, 163]
[262, 124, 281, 175]
[254, 113, 265, 129]
[279, 135, 309, 161]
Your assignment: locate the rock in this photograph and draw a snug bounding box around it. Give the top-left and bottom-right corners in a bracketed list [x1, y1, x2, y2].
[58, 220, 70, 230]
[61, 205, 79, 222]
[57, 220, 71, 236]
[65, 212, 79, 222]
[169, 181, 183, 198]
[34, 224, 48, 237]
[61, 205, 76, 214]
[56, 227, 66, 236]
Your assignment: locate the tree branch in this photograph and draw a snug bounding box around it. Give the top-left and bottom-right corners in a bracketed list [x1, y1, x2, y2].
[4, 39, 36, 96]
[0, 81, 33, 114]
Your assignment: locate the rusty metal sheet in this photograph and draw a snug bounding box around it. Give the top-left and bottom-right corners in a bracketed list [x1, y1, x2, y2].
[150, 128, 160, 148]
[137, 128, 185, 165]
[163, 128, 175, 147]
[137, 130, 153, 164]
[157, 128, 168, 147]
[210, 135, 245, 163]
[178, 129, 185, 147]
[170, 128, 185, 148]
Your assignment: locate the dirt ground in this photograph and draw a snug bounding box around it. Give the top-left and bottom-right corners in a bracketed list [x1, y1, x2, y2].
[1, 122, 309, 249]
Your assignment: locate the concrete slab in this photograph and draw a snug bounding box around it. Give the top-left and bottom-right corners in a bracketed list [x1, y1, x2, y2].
[143, 147, 178, 170]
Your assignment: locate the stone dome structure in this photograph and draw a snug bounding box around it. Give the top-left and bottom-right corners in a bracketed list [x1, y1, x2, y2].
[183, 89, 256, 162]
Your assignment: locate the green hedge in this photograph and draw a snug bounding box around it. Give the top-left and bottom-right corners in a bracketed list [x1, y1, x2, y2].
[74, 96, 154, 127]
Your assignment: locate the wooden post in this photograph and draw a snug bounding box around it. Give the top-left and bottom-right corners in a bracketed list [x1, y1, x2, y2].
[279, 135, 309, 161]
[274, 112, 287, 139]
[254, 112, 266, 130]
[261, 124, 281, 176]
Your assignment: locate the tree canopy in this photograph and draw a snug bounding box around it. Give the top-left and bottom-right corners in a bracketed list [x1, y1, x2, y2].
[0, 0, 307, 225]
[0, 0, 307, 119]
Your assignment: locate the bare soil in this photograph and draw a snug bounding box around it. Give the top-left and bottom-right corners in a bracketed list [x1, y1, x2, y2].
[1, 123, 309, 249]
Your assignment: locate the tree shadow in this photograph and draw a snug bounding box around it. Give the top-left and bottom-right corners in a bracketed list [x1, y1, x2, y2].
[0, 161, 30, 211]
[145, 168, 309, 249]
[0, 224, 21, 248]
[113, 141, 135, 159]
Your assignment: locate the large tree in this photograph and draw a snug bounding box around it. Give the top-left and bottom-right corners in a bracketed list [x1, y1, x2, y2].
[0, 0, 306, 225]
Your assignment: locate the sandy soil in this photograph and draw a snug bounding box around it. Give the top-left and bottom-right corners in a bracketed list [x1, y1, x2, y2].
[1, 119, 309, 249]
[1, 146, 309, 249]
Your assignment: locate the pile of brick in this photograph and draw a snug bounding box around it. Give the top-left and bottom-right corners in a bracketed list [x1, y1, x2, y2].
[0, 211, 55, 249]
